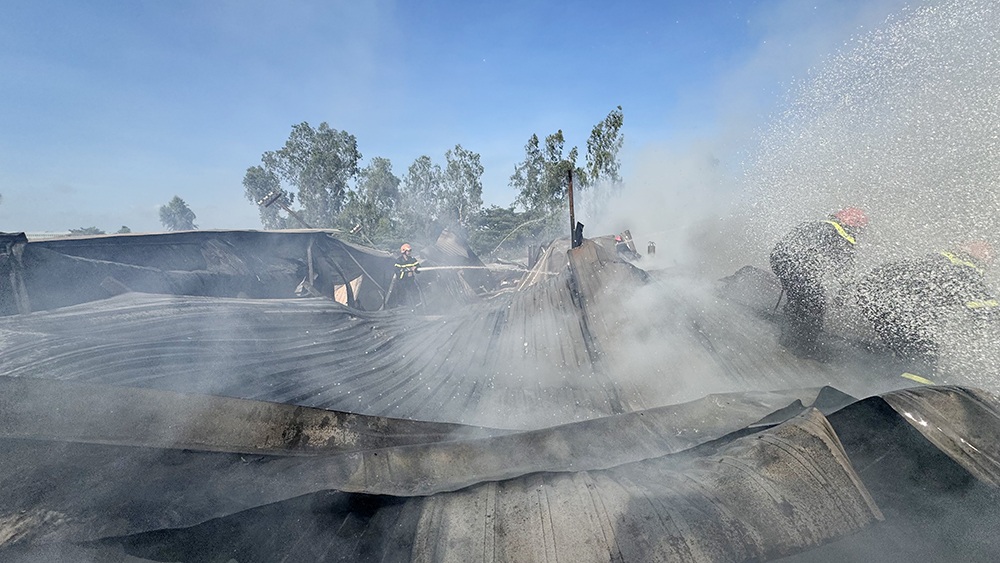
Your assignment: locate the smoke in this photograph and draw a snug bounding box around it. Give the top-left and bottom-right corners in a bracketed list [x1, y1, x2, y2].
[577, 138, 733, 274]
[578, 1, 941, 280]
[573, 0, 1000, 404]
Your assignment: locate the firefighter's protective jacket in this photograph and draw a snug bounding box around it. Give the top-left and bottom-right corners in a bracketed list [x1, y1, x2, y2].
[770, 219, 860, 282]
[857, 250, 997, 314]
[394, 254, 420, 279]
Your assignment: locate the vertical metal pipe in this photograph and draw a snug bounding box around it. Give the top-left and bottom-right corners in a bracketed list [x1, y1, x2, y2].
[567, 169, 576, 245]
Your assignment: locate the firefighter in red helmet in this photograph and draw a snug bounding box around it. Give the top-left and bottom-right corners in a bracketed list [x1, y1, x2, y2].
[856, 239, 997, 363]
[770, 207, 868, 358]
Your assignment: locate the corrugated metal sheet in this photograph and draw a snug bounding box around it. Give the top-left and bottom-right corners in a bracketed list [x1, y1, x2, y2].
[2, 231, 1000, 561]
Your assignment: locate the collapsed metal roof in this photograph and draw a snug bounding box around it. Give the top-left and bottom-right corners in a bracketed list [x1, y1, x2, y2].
[1, 230, 999, 561]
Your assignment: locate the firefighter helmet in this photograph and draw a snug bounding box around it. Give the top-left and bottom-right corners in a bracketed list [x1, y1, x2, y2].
[400, 243, 412, 253]
[833, 207, 868, 228]
[959, 240, 993, 264]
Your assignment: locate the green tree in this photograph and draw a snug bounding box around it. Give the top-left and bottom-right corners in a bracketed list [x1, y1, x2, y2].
[586, 105, 624, 185]
[242, 165, 288, 229]
[510, 134, 545, 212]
[541, 130, 587, 208]
[69, 227, 105, 235]
[115, 226, 132, 234]
[246, 122, 361, 229]
[511, 131, 586, 216]
[339, 157, 400, 245]
[469, 205, 539, 259]
[398, 155, 443, 242]
[581, 106, 625, 219]
[441, 144, 484, 229]
[159, 196, 198, 231]
[508, 130, 587, 245]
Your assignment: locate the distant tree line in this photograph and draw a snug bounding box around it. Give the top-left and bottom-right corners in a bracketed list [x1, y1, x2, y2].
[69, 226, 132, 236]
[241, 106, 624, 259]
[65, 193, 196, 235]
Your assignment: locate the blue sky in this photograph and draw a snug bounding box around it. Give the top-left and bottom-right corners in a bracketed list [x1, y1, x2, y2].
[0, 0, 915, 233]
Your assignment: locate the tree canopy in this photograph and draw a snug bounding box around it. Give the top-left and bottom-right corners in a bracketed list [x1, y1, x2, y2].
[242, 107, 622, 258]
[503, 107, 626, 248]
[69, 227, 105, 235]
[244, 122, 361, 229]
[586, 105, 624, 186]
[242, 165, 287, 229]
[159, 196, 198, 231]
[441, 144, 484, 229]
[339, 157, 400, 246]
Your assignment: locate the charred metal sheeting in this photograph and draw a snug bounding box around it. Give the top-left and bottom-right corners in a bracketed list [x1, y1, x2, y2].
[5, 231, 1000, 560]
[779, 387, 1000, 562]
[416, 229, 497, 310]
[0, 387, 851, 547]
[0, 376, 499, 455]
[518, 238, 571, 290]
[880, 385, 1000, 485]
[0, 233, 30, 315]
[15, 230, 397, 312]
[92, 409, 883, 562]
[0, 291, 632, 429]
[1, 244, 917, 433]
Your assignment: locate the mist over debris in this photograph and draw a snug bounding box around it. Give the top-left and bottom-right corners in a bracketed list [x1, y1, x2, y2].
[577, 1, 966, 280]
[726, 0, 1000, 382]
[737, 0, 1000, 270]
[617, 1, 1000, 283]
[580, 0, 1000, 397]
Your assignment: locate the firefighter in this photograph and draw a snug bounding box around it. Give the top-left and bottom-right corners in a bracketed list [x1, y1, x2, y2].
[615, 234, 641, 261]
[614, 234, 629, 254]
[855, 240, 997, 362]
[392, 243, 421, 307]
[770, 207, 868, 357]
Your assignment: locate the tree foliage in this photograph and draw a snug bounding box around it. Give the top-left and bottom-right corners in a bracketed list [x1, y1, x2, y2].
[339, 157, 400, 246]
[507, 131, 588, 244]
[159, 196, 198, 231]
[242, 108, 621, 254]
[397, 155, 443, 242]
[69, 226, 105, 235]
[246, 122, 361, 229]
[441, 144, 484, 229]
[580, 106, 625, 217]
[468, 205, 542, 259]
[586, 105, 624, 186]
[510, 134, 545, 212]
[116, 226, 131, 234]
[511, 131, 586, 216]
[504, 108, 624, 246]
[242, 165, 288, 229]
[541, 130, 587, 207]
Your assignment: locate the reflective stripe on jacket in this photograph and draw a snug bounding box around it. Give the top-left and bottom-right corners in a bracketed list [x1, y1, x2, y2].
[823, 220, 856, 245]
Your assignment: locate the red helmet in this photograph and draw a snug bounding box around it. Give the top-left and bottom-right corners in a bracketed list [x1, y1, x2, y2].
[400, 243, 411, 253]
[959, 240, 993, 264]
[833, 207, 868, 228]
[614, 235, 622, 242]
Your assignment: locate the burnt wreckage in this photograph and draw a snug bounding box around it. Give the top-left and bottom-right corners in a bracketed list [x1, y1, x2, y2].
[1, 229, 999, 562]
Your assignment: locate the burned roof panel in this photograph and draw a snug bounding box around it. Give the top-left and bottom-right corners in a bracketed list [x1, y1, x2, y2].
[2, 230, 1000, 560]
